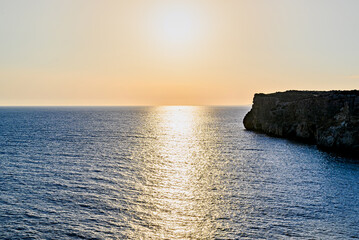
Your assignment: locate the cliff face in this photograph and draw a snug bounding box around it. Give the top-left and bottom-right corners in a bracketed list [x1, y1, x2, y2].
[243, 90, 359, 158]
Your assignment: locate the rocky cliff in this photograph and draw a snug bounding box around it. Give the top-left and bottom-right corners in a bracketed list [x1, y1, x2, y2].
[243, 90, 359, 158]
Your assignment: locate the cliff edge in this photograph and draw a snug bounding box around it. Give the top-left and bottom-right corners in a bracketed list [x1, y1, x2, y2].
[243, 90, 359, 158]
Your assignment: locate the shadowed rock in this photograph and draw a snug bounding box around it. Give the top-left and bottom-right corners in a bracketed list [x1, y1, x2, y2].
[243, 90, 359, 159]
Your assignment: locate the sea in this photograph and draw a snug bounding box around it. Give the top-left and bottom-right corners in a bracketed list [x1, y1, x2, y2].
[0, 106, 358, 239]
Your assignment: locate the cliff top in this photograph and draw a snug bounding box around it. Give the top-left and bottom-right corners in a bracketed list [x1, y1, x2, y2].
[254, 90, 359, 102]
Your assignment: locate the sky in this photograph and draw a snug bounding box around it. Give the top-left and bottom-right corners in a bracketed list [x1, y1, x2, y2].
[0, 0, 358, 106]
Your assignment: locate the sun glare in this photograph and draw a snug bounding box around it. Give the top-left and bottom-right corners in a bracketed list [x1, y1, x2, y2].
[150, 3, 204, 49]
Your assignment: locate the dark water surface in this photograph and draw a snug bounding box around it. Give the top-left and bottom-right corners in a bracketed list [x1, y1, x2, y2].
[0, 106, 358, 239]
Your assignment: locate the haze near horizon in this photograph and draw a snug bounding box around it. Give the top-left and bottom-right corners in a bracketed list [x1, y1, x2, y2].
[0, 0, 358, 106]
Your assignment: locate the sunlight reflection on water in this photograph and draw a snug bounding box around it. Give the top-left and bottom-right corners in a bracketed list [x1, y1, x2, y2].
[128, 106, 226, 239]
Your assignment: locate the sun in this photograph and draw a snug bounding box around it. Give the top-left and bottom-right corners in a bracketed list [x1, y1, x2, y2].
[149, 3, 203, 49]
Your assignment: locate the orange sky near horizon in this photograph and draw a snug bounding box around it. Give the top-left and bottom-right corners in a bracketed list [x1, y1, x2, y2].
[0, 0, 358, 106]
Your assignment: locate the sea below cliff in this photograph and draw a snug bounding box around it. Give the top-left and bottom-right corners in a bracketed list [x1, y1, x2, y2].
[1, 106, 359, 239]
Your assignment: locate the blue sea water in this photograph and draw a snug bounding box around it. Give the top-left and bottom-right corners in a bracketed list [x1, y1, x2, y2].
[0, 106, 358, 239]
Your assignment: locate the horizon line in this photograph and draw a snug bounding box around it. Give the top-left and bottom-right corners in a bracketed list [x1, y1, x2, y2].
[0, 104, 251, 107]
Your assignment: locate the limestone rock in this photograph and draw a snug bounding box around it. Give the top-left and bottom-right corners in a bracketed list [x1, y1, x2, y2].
[243, 90, 359, 158]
